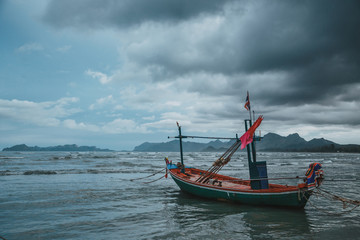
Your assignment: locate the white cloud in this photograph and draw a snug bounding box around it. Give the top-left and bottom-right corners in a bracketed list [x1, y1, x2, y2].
[142, 115, 155, 121]
[0, 97, 152, 135]
[16, 42, 44, 53]
[118, 14, 226, 75]
[62, 117, 154, 134]
[63, 119, 100, 132]
[142, 112, 190, 132]
[85, 69, 113, 84]
[97, 95, 114, 104]
[118, 80, 194, 111]
[89, 95, 115, 110]
[165, 101, 181, 107]
[102, 118, 149, 134]
[0, 98, 80, 127]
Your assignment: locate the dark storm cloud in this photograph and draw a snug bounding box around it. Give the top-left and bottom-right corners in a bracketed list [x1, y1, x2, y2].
[267, 1, 360, 106]
[43, 0, 360, 125]
[203, 0, 360, 107]
[43, 0, 232, 29]
[238, 1, 360, 72]
[226, 1, 360, 105]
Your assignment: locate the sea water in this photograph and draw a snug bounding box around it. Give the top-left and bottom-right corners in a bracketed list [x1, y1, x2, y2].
[1, 151, 359, 239]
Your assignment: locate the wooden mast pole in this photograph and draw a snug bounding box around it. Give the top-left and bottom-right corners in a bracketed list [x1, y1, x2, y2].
[246, 91, 254, 163]
[177, 122, 185, 173]
[245, 119, 252, 164]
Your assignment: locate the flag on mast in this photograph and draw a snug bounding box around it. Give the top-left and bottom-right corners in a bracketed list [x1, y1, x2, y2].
[240, 115, 263, 149]
[244, 91, 250, 111]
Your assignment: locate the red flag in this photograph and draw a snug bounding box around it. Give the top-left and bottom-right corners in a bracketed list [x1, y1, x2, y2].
[240, 115, 263, 149]
[244, 91, 250, 111]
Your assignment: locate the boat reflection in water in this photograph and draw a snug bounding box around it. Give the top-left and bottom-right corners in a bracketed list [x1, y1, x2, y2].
[163, 190, 311, 239]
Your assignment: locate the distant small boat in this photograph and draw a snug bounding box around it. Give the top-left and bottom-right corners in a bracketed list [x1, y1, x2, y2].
[165, 93, 324, 208]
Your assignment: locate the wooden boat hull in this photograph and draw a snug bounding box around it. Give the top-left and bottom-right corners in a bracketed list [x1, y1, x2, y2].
[168, 165, 311, 208]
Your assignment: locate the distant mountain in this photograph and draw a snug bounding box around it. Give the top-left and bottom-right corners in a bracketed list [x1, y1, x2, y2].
[133, 139, 234, 152]
[133, 133, 360, 153]
[256, 133, 337, 152]
[255, 133, 307, 151]
[2, 144, 113, 152]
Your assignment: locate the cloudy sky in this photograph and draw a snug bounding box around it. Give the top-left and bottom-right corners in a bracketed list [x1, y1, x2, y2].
[1, 0, 360, 150]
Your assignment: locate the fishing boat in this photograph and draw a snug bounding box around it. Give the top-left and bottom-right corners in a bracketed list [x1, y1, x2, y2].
[165, 94, 324, 208]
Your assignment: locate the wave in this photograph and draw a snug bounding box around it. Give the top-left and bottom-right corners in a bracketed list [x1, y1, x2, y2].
[49, 153, 121, 161]
[1, 168, 160, 176]
[0, 170, 12, 176]
[23, 170, 57, 175]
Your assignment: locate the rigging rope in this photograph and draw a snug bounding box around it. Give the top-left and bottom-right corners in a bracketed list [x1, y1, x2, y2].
[143, 175, 165, 184]
[129, 168, 165, 181]
[316, 188, 360, 208]
[317, 178, 359, 182]
[301, 188, 360, 215]
[196, 139, 242, 183]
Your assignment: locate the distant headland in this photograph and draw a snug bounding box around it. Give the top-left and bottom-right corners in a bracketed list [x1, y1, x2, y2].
[4, 132, 360, 153]
[2, 144, 113, 152]
[133, 132, 360, 153]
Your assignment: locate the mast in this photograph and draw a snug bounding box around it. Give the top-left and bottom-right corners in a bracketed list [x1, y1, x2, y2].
[244, 119, 252, 163]
[169, 124, 238, 174]
[243, 91, 268, 189]
[246, 91, 252, 121]
[244, 91, 254, 163]
[177, 122, 185, 173]
[251, 110, 256, 162]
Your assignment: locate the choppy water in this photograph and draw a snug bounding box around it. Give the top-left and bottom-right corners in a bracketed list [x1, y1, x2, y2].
[1, 151, 359, 239]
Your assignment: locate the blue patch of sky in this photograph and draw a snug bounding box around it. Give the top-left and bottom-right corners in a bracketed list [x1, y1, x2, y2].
[0, 1, 120, 104]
